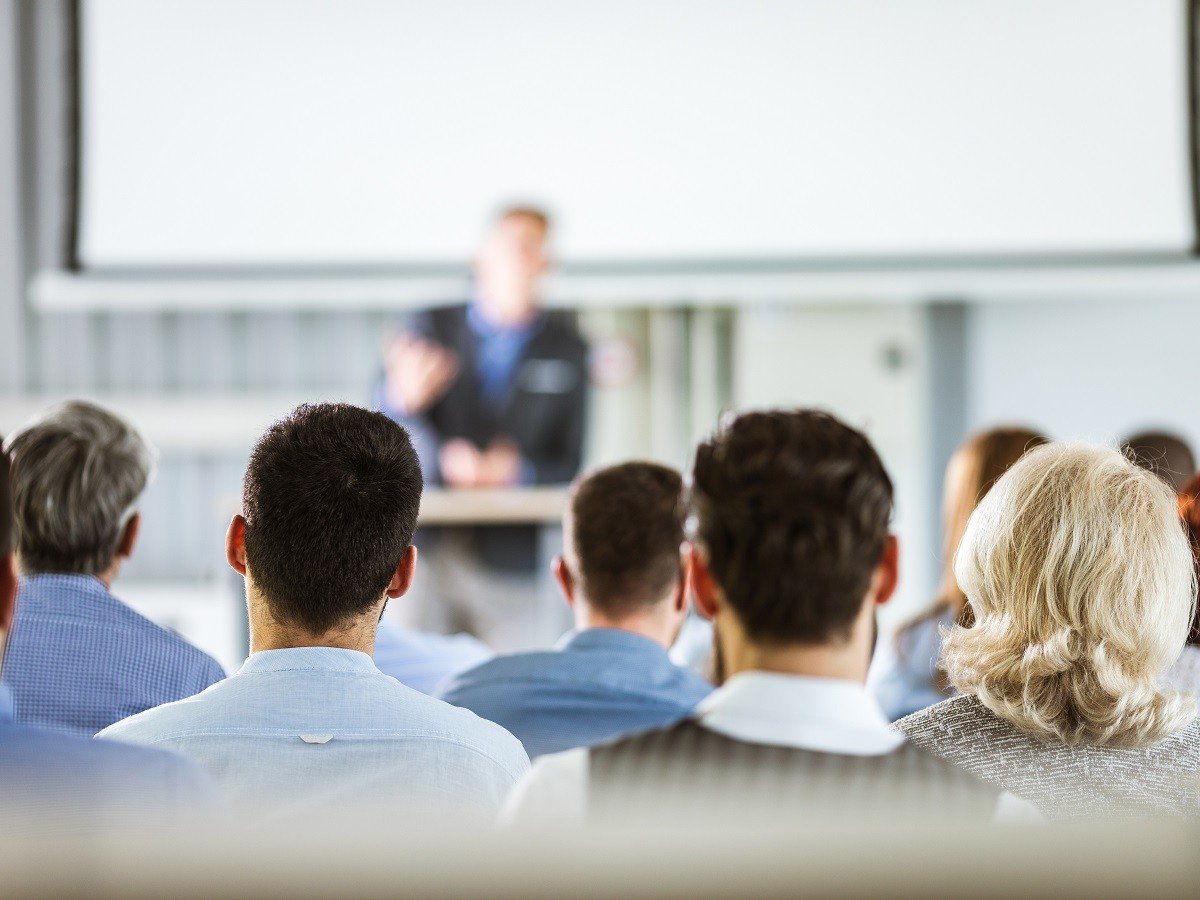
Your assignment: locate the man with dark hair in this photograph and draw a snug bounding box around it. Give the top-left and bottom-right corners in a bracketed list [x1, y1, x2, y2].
[437, 462, 712, 758]
[375, 206, 589, 650]
[99, 404, 528, 817]
[4, 401, 224, 736]
[0, 447, 220, 835]
[505, 410, 996, 824]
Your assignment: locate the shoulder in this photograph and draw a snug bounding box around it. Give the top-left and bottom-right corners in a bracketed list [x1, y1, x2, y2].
[896, 694, 997, 745]
[437, 651, 559, 697]
[106, 591, 225, 674]
[96, 682, 226, 745]
[538, 312, 588, 355]
[380, 678, 531, 778]
[4, 720, 209, 789]
[500, 747, 588, 825]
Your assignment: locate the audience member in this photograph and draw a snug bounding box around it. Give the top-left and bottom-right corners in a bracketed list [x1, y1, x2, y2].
[3, 401, 224, 736]
[0, 447, 219, 838]
[1121, 429, 1196, 494]
[899, 443, 1200, 820]
[373, 617, 491, 695]
[99, 404, 528, 818]
[437, 462, 712, 758]
[1166, 474, 1200, 698]
[873, 426, 1047, 719]
[505, 411, 997, 824]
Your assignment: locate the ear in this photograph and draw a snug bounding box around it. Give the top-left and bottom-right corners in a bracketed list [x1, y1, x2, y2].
[553, 554, 576, 608]
[385, 545, 418, 600]
[225, 515, 248, 577]
[673, 550, 690, 615]
[115, 513, 140, 561]
[0, 551, 17, 634]
[872, 534, 900, 607]
[688, 544, 721, 621]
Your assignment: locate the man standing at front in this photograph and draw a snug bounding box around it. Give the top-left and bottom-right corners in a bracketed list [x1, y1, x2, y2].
[376, 207, 589, 650]
[100, 404, 529, 819]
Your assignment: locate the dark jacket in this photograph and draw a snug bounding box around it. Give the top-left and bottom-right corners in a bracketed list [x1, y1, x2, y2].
[394, 303, 589, 572]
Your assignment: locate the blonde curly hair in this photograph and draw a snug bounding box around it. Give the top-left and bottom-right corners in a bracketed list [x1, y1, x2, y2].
[943, 441, 1197, 748]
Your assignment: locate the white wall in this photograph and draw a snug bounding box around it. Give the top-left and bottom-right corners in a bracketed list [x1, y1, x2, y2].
[967, 297, 1200, 447]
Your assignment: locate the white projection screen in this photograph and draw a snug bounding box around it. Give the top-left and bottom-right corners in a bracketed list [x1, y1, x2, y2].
[77, 0, 1194, 268]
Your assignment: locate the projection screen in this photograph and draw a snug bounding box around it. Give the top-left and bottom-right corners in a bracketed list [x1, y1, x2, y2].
[76, 0, 1194, 268]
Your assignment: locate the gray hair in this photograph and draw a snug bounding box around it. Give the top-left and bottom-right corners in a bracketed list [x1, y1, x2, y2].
[5, 401, 156, 575]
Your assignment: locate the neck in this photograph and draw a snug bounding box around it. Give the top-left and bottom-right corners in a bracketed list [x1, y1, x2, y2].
[576, 602, 679, 650]
[248, 598, 380, 655]
[475, 291, 536, 330]
[716, 602, 875, 685]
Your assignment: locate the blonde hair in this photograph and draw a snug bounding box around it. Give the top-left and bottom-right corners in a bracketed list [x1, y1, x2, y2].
[943, 442, 1197, 748]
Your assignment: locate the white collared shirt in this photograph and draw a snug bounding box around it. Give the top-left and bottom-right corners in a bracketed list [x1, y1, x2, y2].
[502, 670, 904, 824]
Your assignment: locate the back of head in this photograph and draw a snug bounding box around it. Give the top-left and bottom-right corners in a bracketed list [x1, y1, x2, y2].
[1121, 430, 1196, 494]
[936, 426, 1048, 618]
[690, 409, 893, 644]
[945, 442, 1197, 748]
[566, 462, 684, 615]
[5, 401, 154, 575]
[242, 404, 423, 635]
[1176, 473, 1200, 645]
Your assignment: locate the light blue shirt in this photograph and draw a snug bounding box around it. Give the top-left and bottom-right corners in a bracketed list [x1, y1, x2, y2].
[872, 608, 956, 721]
[372, 620, 492, 695]
[437, 628, 714, 759]
[0, 683, 220, 838]
[97, 647, 529, 819]
[5, 574, 225, 737]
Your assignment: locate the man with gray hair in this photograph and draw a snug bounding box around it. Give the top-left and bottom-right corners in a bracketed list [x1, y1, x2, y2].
[3, 401, 224, 736]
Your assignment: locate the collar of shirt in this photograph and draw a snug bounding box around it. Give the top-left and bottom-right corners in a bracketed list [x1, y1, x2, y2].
[19, 571, 110, 600]
[0, 683, 14, 724]
[554, 627, 672, 657]
[235, 647, 382, 677]
[694, 671, 904, 756]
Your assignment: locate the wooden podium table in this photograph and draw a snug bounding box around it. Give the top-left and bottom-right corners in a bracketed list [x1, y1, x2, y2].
[416, 486, 569, 526]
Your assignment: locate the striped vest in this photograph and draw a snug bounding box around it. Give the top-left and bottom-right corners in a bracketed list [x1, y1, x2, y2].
[587, 720, 998, 824]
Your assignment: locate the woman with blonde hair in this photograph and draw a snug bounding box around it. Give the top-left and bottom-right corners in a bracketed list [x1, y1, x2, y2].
[873, 426, 1047, 719]
[899, 442, 1200, 819]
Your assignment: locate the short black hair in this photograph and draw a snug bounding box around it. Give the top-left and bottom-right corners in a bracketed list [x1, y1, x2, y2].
[567, 462, 684, 615]
[691, 409, 893, 645]
[241, 404, 423, 634]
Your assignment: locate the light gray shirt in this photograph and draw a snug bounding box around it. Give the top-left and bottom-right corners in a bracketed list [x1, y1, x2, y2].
[98, 647, 529, 820]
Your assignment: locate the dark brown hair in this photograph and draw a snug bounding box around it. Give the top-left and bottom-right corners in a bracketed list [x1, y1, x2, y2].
[1122, 430, 1196, 494]
[1176, 472, 1200, 645]
[690, 409, 893, 645]
[567, 461, 684, 616]
[242, 404, 423, 635]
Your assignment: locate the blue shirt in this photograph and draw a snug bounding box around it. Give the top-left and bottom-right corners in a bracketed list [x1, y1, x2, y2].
[0, 683, 219, 838]
[372, 620, 493, 695]
[98, 647, 529, 819]
[436, 628, 714, 759]
[466, 302, 541, 404]
[5, 574, 226, 737]
[872, 607, 956, 721]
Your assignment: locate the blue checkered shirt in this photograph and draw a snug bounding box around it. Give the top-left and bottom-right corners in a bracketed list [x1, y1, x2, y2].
[436, 628, 715, 759]
[4, 574, 226, 737]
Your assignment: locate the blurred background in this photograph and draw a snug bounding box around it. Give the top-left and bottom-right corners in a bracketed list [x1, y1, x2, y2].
[1, 0, 1198, 671]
